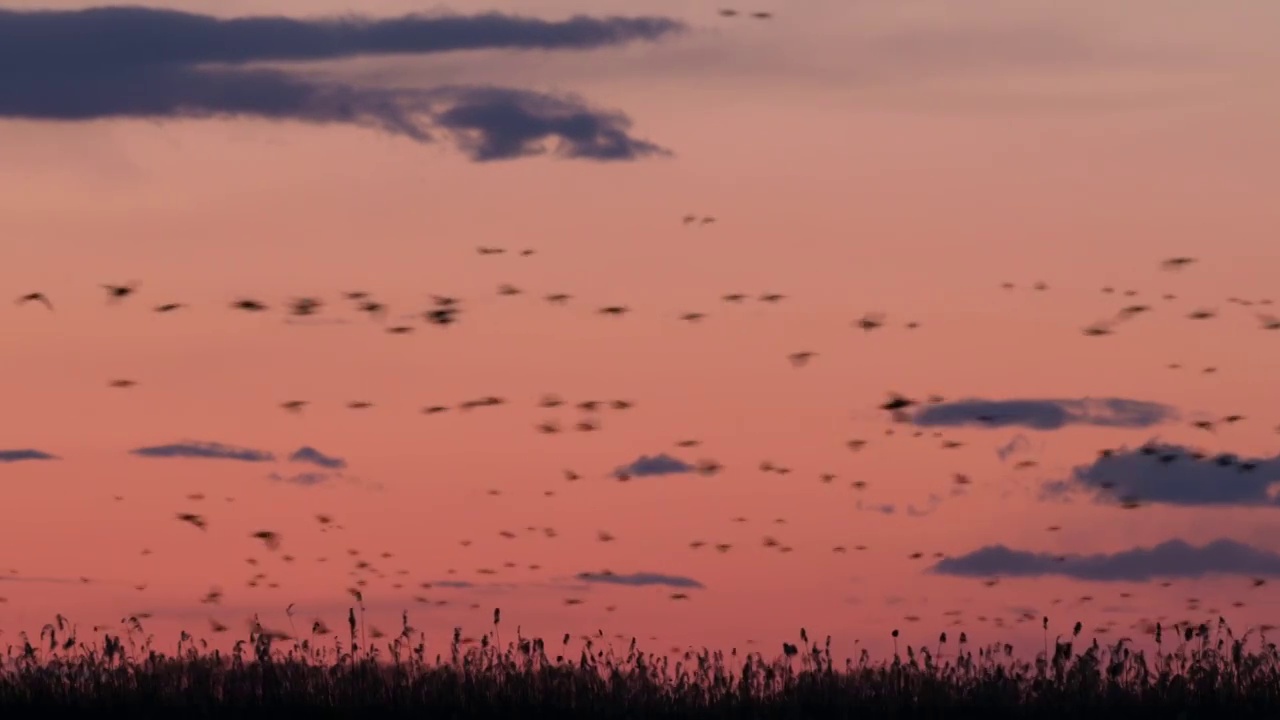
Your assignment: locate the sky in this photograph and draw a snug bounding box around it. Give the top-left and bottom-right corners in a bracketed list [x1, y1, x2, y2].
[1, 0, 1280, 663]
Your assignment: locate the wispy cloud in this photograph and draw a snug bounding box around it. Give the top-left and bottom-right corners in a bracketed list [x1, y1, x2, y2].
[906, 492, 948, 517]
[0, 574, 80, 584]
[856, 500, 896, 515]
[0, 449, 58, 463]
[1043, 442, 1280, 507]
[289, 446, 347, 470]
[575, 571, 704, 589]
[0, 7, 680, 161]
[425, 580, 475, 589]
[912, 397, 1176, 430]
[267, 471, 336, 487]
[130, 441, 275, 462]
[931, 538, 1280, 581]
[996, 433, 1036, 462]
[614, 453, 695, 478]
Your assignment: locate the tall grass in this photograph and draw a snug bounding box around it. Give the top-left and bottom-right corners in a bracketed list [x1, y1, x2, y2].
[1, 611, 1278, 717]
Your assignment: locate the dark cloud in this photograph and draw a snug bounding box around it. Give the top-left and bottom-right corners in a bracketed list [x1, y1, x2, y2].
[1043, 442, 1280, 507]
[289, 446, 347, 470]
[931, 538, 1280, 581]
[575, 571, 704, 589]
[0, 7, 680, 161]
[614, 453, 695, 478]
[267, 471, 336, 486]
[0, 449, 58, 463]
[130, 441, 275, 462]
[912, 397, 1176, 430]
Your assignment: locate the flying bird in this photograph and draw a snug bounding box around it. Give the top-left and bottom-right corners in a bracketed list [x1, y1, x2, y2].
[15, 292, 53, 310]
[1161, 257, 1197, 270]
[231, 299, 268, 312]
[102, 282, 139, 303]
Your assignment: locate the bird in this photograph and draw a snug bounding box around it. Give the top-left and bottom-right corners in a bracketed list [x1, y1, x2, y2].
[15, 292, 53, 310]
[356, 300, 387, 318]
[788, 351, 816, 367]
[1161, 257, 1197, 270]
[425, 308, 458, 326]
[102, 282, 139, 303]
[176, 513, 207, 531]
[250, 531, 281, 551]
[880, 394, 916, 412]
[231, 299, 268, 312]
[854, 313, 885, 331]
[288, 297, 323, 316]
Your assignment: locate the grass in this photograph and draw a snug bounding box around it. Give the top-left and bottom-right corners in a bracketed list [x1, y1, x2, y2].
[1, 610, 1278, 718]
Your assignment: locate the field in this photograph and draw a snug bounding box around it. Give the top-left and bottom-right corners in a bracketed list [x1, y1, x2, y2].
[1, 612, 1278, 718]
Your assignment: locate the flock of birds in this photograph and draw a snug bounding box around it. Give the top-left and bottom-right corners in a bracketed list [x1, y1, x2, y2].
[7, 242, 1280, 652]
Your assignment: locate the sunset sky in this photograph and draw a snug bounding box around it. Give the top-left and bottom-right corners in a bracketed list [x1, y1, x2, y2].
[2, 0, 1279, 662]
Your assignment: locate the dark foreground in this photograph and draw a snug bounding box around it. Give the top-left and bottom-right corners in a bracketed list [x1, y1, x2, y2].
[1, 615, 1276, 718]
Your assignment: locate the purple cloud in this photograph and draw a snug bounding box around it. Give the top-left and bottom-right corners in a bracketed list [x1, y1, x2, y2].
[0, 7, 680, 161]
[912, 397, 1176, 430]
[932, 538, 1280, 581]
[130, 441, 274, 462]
[1043, 442, 1280, 507]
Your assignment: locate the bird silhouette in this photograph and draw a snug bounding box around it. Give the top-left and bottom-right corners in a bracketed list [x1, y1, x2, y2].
[102, 282, 139, 303]
[231, 299, 268, 312]
[15, 292, 53, 310]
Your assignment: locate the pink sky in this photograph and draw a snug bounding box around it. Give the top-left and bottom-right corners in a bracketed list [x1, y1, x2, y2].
[1, 0, 1280, 662]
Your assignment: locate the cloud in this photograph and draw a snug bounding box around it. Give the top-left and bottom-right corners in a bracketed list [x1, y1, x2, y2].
[996, 433, 1035, 462]
[284, 317, 351, 326]
[267, 471, 336, 487]
[289, 446, 347, 470]
[614, 453, 695, 478]
[575, 571, 704, 589]
[1043, 442, 1280, 507]
[0, 6, 679, 161]
[130, 441, 275, 462]
[856, 500, 896, 515]
[912, 397, 1176, 430]
[426, 580, 475, 589]
[906, 492, 946, 517]
[0, 449, 58, 463]
[0, 574, 80, 584]
[931, 538, 1280, 581]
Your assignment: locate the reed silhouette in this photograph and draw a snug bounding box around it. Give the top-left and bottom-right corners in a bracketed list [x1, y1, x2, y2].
[2, 611, 1278, 717]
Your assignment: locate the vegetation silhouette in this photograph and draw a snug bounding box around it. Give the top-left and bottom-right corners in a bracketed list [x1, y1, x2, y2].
[2, 611, 1279, 717]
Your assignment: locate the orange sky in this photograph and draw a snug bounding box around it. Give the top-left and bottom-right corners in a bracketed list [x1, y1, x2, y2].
[1, 0, 1279, 662]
